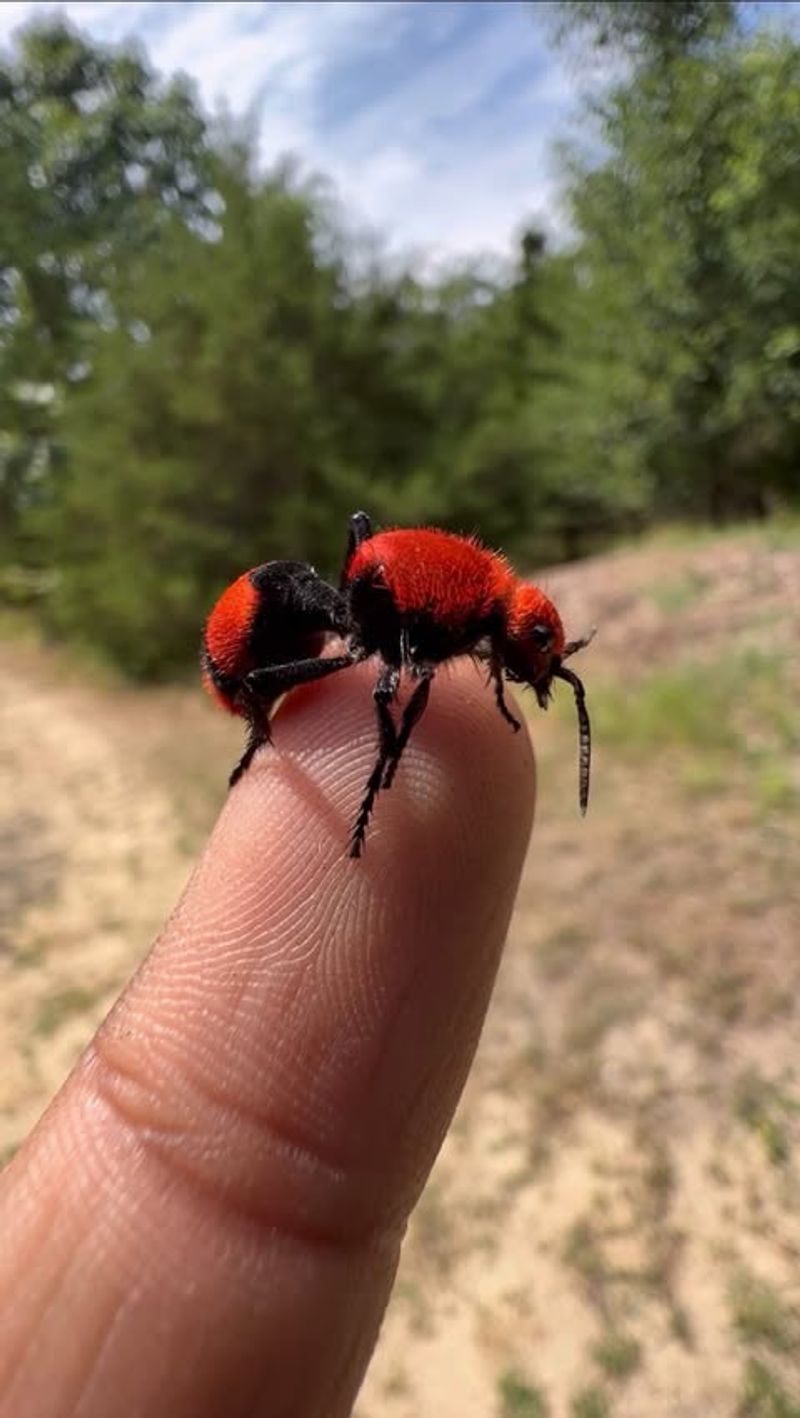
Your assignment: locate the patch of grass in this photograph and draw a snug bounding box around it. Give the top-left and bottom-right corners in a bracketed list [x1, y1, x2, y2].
[669, 1302, 694, 1347]
[33, 985, 103, 1039]
[694, 969, 749, 1026]
[532, 1050, 601, 1135]
[410, 1180, 457, 1280]
[739, 1358, 800, 1418]
[0, 1142, 19, 1169]
[565, 971, 644, 1056]
[592, 649, 792, 759]
[734, 1071, 800, 1167]
[498, 1370, 550, 1418]
[594, 666, 738, 756]
[761, 514, 800, 552]
[730, 1272, 798, 1354]
[563, 1218, 608, 1289]
[12, 939, 47, 969]
[642, 1141, 675, 1213]
[680, 757, 730, 797]
[536, 922, 591, 979]
[640, 1224, 685, 1300]
[592, 1331, 642, 1382]
[382, 1364, 411, 1400]
[755, 758, 798, 814]
[707, 1155, 733, 1186]
[571, 1386, 611, 1418]
[393, 1279, 435, 1340]
[620, 515, 800, 555]
[0, 604, 44, 642]
[647, 568, 709, 614]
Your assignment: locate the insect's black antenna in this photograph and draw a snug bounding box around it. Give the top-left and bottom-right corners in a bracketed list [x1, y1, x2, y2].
[563, 626, 597, 660]
[554, 665, 591, 814]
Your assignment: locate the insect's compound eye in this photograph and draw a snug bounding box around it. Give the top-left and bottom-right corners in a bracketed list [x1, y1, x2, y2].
[530, 622, 554, 651]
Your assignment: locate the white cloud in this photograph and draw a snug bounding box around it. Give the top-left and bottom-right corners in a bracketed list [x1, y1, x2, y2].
[150, 3, 412, 180]
[1, 1, 590, 261]
[305, 4, 578, 263]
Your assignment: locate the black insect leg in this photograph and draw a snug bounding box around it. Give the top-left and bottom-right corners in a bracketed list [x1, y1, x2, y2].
[244, 653, 354, 701]
[229, 654, 355, 788]
[229, 712, 271, 787]
[382, 669, 434, 789]
[349, 663, 400, 858]
[489, 654, 521, 733]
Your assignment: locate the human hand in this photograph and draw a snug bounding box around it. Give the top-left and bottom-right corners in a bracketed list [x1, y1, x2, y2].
[0, 661, 534, 1418]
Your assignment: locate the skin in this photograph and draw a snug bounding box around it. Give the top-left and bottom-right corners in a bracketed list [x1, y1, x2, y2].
[0, 659, 535, 1418]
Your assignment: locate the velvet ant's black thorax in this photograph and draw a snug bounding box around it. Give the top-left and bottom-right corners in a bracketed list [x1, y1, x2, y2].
[247, 560, 348, 663]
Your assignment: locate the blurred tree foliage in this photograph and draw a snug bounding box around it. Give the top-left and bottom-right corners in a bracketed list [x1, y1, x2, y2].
[549, 1, 736, 66]
[0, 19, 212, 559]
[1, 10, 798, 675]
[556, 0, 800, 520]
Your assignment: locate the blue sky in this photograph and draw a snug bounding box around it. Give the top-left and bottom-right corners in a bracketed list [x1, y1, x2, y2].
[1, 1, 798, 266]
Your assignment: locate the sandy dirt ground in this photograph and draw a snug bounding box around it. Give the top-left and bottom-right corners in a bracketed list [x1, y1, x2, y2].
[2, 528, 799, 1418]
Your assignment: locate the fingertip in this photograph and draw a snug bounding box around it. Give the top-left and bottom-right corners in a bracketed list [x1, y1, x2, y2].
[243, 656, 536, 882]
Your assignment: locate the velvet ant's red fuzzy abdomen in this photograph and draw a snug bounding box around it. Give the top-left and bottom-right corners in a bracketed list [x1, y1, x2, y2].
[205, 572, 259, 676]
[347, 528, 512, 629]
[202, 571, 259, 714]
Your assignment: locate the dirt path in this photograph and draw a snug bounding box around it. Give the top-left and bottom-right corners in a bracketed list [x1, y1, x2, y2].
[0, 653, 192, 1153]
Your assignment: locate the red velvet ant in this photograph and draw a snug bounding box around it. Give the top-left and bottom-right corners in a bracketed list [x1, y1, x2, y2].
[203, 512, 594, 857]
